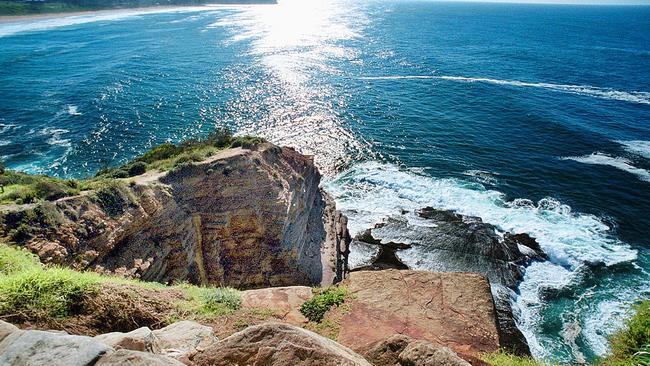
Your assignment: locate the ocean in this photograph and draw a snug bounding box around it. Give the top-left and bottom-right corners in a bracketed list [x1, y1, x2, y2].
[0, 0, 649, 362]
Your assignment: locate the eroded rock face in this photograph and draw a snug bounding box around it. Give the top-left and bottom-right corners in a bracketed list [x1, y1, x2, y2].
[191, 322, 372, 366]
[333, 270, 500, 363]
[362, 334, 473, 366]
[0, 144, 350, 288]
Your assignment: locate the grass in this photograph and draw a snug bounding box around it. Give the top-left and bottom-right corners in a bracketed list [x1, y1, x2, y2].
[0, 170, 80, 205]
[300, 286, 348, 323]
[598, 300, 650, 366]
[0, 243, 242, 323]
[482, 351, 557, 366]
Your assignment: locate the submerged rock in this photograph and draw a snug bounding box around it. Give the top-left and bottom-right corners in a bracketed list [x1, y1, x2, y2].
[0, 143, 351, 289]
[191, 322, 372, 366]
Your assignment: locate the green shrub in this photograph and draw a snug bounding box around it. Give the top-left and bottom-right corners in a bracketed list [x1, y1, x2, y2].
[231, 136, 266, 149]
[182, 285, 242, 316]
[34, 180, 68, 201]
[136, 143, 182, 164]
[127, 162, 147, 177]
[300, 286, 348, 323]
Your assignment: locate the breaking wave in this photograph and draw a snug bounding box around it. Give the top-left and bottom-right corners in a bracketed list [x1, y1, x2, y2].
[562, 152, 650, 183]
[360, 75, 650, 105]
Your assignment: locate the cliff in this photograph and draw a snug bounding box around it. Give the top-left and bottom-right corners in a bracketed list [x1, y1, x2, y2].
[0, 143, 349, 289]
[0, 142, 529, 365]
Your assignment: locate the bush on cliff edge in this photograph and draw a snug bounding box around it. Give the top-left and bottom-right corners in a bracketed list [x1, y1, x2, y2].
[300, 286, 348, 323]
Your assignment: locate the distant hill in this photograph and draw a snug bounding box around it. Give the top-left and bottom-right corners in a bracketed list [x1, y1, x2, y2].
[0, 0, 276, 16]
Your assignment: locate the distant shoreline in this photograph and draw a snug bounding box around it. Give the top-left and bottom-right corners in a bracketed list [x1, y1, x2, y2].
[0, 6, 181, 24]
[0, 1, 275, 24]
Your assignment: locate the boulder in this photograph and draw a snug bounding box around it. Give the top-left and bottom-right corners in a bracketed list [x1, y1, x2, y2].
[191, 322, 372, 366]
[152, 321, 217, 363]
[95, 326, 161, 353]
[0, 320, 18, 343]
[399, 341, 471, 366]
[95, 349, 185, 366]
[0, 329, 112, 366]
[241, 286, 313, 324]
[334, 270, 500, 362]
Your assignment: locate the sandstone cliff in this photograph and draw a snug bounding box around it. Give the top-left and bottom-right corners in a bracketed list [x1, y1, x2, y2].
[0, 143, 350, 289]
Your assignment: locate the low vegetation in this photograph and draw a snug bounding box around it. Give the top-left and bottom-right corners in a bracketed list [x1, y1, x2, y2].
[94, 128, 264, 179]
[598, 300, 650, 366]
[300, 286, 349, 323]
[0, 169, 80, 205]
[0, 243, 242, 326]
[483, 300, 650, 366]
[0, 128, 265, 205]
[482, 351, 557, 366]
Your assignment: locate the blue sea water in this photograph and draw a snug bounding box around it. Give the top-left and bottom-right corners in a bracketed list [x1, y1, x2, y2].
[1, 1, 649, 362]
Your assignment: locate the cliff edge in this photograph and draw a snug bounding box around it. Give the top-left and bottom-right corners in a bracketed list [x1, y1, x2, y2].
[0, 143, 349, 289]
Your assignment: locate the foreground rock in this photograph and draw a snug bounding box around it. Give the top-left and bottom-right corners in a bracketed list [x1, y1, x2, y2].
[0, 143, 351, 288]
[95, 349, 184, 366]
[191, 322, 372, 366]
[331, 270, 500, 363]
[351, 207, 544, 355]
[95, 326, 161, 353]
[0, 329, 111, 366]
[363, 334, 472, 366]
[152, 321, 218, 363]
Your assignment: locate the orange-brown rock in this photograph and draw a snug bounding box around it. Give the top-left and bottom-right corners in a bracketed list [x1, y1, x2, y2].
[0, 144, 350, 289]
[240, 286, 313, 324]
[191, 322, 372, 366]
[333, 270, 500, 363]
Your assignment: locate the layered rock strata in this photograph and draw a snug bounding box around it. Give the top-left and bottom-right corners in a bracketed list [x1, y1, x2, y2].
[0, 144, 350, 288]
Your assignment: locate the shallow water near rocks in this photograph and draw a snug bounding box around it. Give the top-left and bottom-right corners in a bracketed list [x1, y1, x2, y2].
[1, 0, 649, 363]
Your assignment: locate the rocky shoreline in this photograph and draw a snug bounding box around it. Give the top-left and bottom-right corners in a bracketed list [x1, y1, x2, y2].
[0, 142, 543, 365]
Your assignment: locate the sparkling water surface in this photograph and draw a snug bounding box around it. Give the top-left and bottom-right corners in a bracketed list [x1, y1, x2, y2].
[1, 1, 649, 362]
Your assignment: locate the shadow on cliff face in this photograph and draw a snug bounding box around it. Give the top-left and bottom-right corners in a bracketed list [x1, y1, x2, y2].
[349, 206, 548, 357]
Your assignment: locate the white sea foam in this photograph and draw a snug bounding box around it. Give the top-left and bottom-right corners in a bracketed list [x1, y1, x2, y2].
[360, 75, 650, 105]
[562, 152, 650, 183]
[324, 161, 638, 359]
[67, 105, 82, 116]
[617, 140, 650, 160]
[0, 6, 213, 38]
